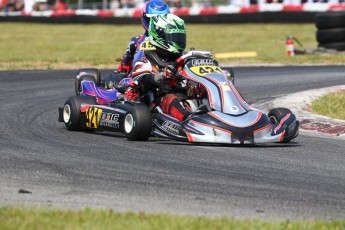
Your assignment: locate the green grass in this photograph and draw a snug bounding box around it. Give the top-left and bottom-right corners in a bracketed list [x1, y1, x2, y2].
[0, 207, 344, 230]
[0, 23, 142, 69]
[311, 92, 345, 120]
[1, 22, 345, 70]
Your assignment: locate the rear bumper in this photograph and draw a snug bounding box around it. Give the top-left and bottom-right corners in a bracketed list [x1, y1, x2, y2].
[58, 107, 63, 122]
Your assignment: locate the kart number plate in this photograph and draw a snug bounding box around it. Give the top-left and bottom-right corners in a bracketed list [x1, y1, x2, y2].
[190, 65, 223, 76]
[86, 107, 102, 128]
[140, 41, 156, 50]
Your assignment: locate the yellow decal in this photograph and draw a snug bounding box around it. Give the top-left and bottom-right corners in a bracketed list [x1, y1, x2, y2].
[221, 85, 231, 91]
[190, 65, 223, 76]
[85, 107, 102, 128]
[139, 41, 156, 50]
[215, 51, 257, 59]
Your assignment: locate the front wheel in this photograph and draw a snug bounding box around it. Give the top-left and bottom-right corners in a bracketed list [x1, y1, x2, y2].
[268, 108, 292, 124]
[123, 103, 152, 141]
[268, 108, 299, 143]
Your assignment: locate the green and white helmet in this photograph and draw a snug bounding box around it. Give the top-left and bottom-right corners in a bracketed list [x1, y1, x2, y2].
[148, 14, 186, 54]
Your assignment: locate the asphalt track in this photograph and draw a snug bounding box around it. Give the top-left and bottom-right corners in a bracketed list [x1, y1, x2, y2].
[0, 66, 345, 220]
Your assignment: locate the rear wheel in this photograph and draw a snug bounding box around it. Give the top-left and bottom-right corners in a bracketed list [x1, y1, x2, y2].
[63, 96, 96, 131]
[123, 103, 151, 141]
[75, 68, 101, 95]
[75, 75, 96, 95]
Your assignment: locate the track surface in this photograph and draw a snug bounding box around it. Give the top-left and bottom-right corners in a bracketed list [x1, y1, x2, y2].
[1, 66, 345, 220]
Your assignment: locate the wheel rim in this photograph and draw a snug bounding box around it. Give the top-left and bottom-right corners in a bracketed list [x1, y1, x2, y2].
[269, 116, 278, 124]
[63, 104, 71, 123]
[124, 114, 134, 134]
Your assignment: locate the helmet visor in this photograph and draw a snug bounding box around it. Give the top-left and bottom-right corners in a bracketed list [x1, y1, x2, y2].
[166, 32, 186, 46]
[145, 13, 158, 17]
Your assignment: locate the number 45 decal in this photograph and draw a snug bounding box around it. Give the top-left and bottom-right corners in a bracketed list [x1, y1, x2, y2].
[140, 41, 156, 50]
[190, 65, 223, 76]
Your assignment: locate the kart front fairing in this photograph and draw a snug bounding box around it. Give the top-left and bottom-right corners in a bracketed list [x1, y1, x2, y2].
[152, 53, 298, 144]
[183, 64, 250, 116]
[153, 106, 292, 144]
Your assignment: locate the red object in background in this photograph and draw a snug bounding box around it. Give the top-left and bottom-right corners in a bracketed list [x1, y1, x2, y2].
[0, 0, 7, 7]
[286, 36, 294, 57]
[52, 1, 67, 11]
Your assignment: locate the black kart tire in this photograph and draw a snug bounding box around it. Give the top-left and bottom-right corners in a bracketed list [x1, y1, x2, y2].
[75, 75, 96, 96]
[102, 71, 128, 86]
[316, 28, 345, 43]
[318, 41, 345, 51]
[268, 108, 299, 143]
[75, 68, 101, 95]
[62, 96, 96, 131]
[268, 108, 292, 124]
[123, 103, 152, 141]
[315, 12, 345, 30]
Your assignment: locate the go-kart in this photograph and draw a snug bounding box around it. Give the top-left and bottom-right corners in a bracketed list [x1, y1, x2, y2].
[58, 50, 299, 144]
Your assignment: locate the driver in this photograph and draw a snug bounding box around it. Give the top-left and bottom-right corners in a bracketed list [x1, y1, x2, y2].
[129, 14, 193, 122]
[102, 0, 170, 89]
[118, 0, 171, 74]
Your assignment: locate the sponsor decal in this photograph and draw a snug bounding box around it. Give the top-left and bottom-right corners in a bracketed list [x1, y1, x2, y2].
[100, 112, 120, 128]
[230, 106, 239, 112]
[166, 28, 185, 33]
[86, 107, 103, 128]
[191, 59, 215, 66]
[139, 40, 156, 50]
[162, 121, 180, 135]
[189, 65, 223, 77]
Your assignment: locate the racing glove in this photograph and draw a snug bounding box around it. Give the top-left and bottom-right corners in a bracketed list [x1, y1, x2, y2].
[125, 87, 139, 101]
[164, 64, 177, 79]
[153, 65, 177, 85]
[153, 72, 164, 85]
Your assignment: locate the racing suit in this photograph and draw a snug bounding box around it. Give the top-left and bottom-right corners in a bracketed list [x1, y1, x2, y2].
[129, 52, 192, 122]
[118, 33, 147, 74]
[102, 33, 147, 88]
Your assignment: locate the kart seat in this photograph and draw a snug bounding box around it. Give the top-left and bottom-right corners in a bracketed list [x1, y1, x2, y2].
[81, 81, 117, 104]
